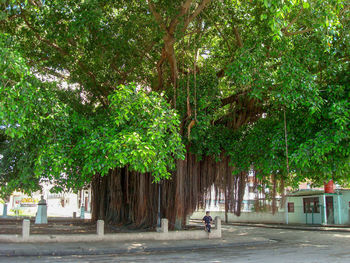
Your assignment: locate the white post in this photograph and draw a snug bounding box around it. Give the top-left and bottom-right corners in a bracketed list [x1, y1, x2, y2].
[285, 200, 289, 224]
[323, 195, 327, 225]
[185, 215, 190, 225]
[215, 216, 221, 230]
[35, 196, 48, 224]
[22, 219, 30, 240]
[97, 220, 104, 236]
[215, 216, 222, 238]
[161, 218, 168, 233]
[80, 205, 85, 219]
[338, 194, 342, 225]
[2, 203, 7, 217]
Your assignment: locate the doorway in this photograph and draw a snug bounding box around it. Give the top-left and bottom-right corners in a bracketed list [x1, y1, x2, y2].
[326, 196, 334, 224]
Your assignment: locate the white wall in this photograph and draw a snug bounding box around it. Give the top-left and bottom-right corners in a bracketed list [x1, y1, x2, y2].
[191, 211, 285, 224]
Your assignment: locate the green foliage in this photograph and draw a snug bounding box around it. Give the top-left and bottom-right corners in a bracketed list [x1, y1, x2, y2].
[0, 35, 184, 195]
[219, 0, 349, 185]
[0, 0, 349, 195]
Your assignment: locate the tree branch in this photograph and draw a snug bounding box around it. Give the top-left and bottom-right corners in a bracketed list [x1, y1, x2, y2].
[281, 6, 313, 37]
[148, 0, 211, 90]
[284, 28, 313, 36]
[182, 0, 211, 32]
[221, 92, 247, 107]
[22, 15, 68, 57]
[147, 0, 167, 31]
[233, 26, 243, 48]
[168, 0, 193, 34]
[203, 12, 233, 53]
[28, 0, 42, 7]
[282, 6, 304, 33]
[184, 28, 202, 36]
[156, 50, 167, 91]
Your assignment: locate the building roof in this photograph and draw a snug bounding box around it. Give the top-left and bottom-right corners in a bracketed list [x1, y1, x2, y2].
[287, 190, 324, 197]
[287, 188, 350, 197]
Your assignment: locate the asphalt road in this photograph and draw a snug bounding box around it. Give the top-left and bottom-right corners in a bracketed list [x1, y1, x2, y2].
[1, 225, 350, 262]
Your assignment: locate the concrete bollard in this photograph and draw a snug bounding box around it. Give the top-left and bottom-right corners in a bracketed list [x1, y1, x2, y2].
[185, 215, 190, 225]
[22, 219, 30, 240]
[80, 205, 85, 219]
[35, 196, 48, 224]
[2, 203, 8, 218]
[97, 220, 104, 236]
[160, 218, 168, 233]
[215, 216, 221, 230]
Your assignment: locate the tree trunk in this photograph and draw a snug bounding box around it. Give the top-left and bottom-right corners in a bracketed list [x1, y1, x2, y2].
[91, 152, 247, 229]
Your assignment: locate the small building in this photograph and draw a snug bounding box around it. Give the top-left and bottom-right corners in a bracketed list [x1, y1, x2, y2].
[286, 189, 350, 225]
[3, 183, 92, 218]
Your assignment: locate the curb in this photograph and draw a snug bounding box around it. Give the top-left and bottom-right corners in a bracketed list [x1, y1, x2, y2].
[227, 223, 350, 233]
[0, 240, 274, 257]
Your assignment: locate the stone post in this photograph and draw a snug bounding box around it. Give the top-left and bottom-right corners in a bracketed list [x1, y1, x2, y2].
[215, 216, 221, 230]
[35, 196, 48, 224]
[215, 216, 222, 238]
[160, 218, 168, 233]
[185, 215, 190, 225]
[323, 195, 327, 225]
[97, 220, 104, 236]
[80, 205, 85, 219]
[22, 219, 30, 240]
[2, 203, 7, 218]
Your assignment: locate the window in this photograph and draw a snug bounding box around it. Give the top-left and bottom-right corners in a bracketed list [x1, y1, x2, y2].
[288, 202, 294, 213]
[303, 197, 320, 213]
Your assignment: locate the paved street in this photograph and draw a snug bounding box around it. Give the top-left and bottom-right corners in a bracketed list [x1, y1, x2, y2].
[1, 225, 350, 262]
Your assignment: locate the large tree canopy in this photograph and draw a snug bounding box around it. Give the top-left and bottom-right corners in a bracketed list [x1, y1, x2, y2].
[0, 0, 349, 226]
[0, 35, 184, 193]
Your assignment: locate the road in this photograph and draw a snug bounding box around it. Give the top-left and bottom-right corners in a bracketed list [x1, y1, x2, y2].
[1, 225, 350, 262]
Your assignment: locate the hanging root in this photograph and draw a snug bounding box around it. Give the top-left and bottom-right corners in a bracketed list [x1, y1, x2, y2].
[91, 152, 248, 229]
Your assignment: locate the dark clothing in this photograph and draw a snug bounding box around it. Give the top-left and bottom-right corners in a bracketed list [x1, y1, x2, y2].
[203, 215, 213, 233]
[202, 215, 213, 224]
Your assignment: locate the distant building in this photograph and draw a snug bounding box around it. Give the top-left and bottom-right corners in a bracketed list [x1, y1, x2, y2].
[286, 187, 350, 225]
[193, 178, 350, 226]
[202, 171, 280, 213]
[4, 183, 92, 218]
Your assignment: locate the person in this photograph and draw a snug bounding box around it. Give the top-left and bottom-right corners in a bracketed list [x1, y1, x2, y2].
[202, 211, 213, 233]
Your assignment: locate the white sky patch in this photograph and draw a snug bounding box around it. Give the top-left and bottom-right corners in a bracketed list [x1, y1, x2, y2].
[32, 68, 90, 104]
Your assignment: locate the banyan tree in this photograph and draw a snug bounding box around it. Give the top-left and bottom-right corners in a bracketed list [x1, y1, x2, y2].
[1, 0, 349, 228]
